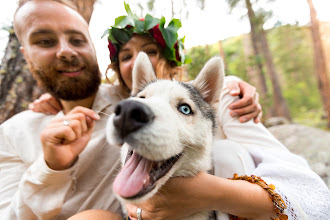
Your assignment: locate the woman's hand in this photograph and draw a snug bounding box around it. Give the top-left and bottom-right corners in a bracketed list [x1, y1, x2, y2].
[126, 172, 211, 220]
[125, 172, 276, 220]
[226, 80, 262, 123]
[29, 93, 62, 115]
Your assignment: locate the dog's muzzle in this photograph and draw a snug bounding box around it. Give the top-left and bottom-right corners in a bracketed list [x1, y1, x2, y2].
[113, 99, 154, 138]
[111, 99, 182, 200]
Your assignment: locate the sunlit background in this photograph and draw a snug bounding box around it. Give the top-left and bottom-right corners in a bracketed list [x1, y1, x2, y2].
[0, 0, 329, 73]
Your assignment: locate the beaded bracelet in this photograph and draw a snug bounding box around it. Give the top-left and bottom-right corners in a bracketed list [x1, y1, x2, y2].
[229, 174, 288, 220]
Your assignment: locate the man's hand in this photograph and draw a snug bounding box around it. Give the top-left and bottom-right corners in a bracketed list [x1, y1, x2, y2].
[41, 106, 100, 170]
[226, 81, 262, 123]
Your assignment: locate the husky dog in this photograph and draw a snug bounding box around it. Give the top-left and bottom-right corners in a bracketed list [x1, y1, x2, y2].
[106, 52, 225, 219]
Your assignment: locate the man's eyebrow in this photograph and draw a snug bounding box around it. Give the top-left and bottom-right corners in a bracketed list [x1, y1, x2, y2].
[30, 29, 54, 37]
[29, 29, 84, 37]
[64, 30, 85, 36]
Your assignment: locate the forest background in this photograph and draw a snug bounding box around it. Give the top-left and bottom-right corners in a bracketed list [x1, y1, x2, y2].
[1, 0, 330, 131]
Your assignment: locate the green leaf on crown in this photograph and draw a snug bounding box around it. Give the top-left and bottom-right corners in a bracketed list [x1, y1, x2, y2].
[145, 14, 160, 30]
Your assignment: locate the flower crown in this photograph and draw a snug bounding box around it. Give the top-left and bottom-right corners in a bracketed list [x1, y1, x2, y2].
[103, 2, 190, 66]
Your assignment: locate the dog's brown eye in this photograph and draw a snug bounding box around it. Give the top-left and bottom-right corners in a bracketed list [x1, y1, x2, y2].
[139, 96, 145, 99]
[178, 104, 192, 115]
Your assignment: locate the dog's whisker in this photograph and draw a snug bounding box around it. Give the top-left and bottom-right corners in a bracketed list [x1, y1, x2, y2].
[96, 110, 111, 117]
[181, 144, 195, 151]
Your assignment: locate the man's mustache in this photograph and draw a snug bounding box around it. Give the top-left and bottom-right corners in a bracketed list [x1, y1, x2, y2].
[56, 57, 80, 67]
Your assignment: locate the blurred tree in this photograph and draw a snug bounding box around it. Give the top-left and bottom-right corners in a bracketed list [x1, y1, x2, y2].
[69, 0, 97, 23]
[242, 34, 261, 94]
[269, 24, 321, 116]
[0, 0, 97, 124]
[130, 0, 205, 19]
[306, 0, 330, 128]
[227, 0, 268, 101]
[227, 0, 291, 121]
[218, 40, 227, 72]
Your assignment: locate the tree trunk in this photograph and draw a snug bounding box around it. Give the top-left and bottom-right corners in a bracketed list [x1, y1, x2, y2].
[70, 0, 97, 23]
[245, 0, 268, 100]
[307, 0, 330, 128]
[259, 29, 291, 120]
[0, 0, 97, 124]
[242, 34, 266, 98]
[245, 0, 291, 121]
[171, 0, 174, 17]
[0, 31, 44, 124]
[218, 40, 227, 71]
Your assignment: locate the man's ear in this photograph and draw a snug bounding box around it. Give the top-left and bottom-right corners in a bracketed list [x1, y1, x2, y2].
[20, 46, 31, 65]
[20, 46, 25, 55]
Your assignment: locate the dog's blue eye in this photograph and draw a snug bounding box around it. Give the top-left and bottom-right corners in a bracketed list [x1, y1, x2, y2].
[178, 104, 192, 115]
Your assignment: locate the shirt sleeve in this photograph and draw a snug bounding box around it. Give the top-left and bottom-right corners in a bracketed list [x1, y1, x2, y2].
[0, 124, 76, 220]
[218, 76, 287, 151]
[218, 77, 330, 219]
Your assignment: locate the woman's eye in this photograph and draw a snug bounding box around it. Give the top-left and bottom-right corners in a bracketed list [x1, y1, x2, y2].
[121, 55, 132, 61]
[178, 104, 192, 115]
[146, 50, 157, 55]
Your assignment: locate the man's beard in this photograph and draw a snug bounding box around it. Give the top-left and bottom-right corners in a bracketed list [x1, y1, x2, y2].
[30, 63, 101, 101]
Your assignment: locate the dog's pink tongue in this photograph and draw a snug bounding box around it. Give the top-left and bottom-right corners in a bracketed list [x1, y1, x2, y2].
[113, 151, 152, 198]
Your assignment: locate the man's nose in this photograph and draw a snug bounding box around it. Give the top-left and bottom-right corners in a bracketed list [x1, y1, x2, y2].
[56, 39, 78, 61]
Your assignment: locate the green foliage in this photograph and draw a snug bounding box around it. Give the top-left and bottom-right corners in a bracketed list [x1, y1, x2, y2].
[222, 36, 248, 81]
[1, 25, 14, 34]
[185, 44, 218, 80]
[185, 24, 325, 129]
[103, 2, 188, 66]
[293, 108, 328, 131]
[267, 24, 322, 115]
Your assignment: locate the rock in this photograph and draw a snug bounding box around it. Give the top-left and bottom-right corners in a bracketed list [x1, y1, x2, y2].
[263, 117, 290, 128]
[268, 124, 330, 188]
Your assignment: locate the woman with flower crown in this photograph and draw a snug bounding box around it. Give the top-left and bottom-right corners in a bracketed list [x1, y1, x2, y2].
[62, 3, 330, 220]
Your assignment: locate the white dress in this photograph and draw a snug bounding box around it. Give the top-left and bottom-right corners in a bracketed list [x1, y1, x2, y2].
[212, 76, 330, 219]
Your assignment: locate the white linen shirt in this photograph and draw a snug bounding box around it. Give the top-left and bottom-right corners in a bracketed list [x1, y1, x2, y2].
[0, 84, 124, 220]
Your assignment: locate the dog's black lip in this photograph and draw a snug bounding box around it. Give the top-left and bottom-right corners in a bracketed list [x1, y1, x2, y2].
[122, 148, 181, 199]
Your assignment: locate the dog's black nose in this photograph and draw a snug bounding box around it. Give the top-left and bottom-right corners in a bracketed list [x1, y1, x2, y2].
[113, 100, 154, 138]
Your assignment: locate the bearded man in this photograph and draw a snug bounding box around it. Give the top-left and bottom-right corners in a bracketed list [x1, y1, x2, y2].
[0, 1, 123, 219]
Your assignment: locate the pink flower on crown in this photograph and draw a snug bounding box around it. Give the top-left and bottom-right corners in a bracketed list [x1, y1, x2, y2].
[174, 41, 180, 61]
[150, 24, 166, 48]
[108, 40, 117, 60]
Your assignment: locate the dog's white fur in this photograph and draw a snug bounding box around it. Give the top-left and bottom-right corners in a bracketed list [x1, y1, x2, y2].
[106, 52, 225, 219]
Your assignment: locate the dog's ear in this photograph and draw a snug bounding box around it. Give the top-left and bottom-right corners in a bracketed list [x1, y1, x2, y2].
[192, 57, 225, 105]
[131, 52, 157, 95]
